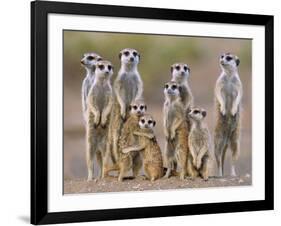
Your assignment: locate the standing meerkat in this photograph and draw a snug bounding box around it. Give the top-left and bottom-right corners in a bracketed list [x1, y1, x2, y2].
[187, 107, 210, 180]
[106, 48, 144, 164]
[170, 63, 193, 111]
[214, 53, 242, 177]
[106, 99, 150, 181]
[123, 114, 163, 182]
[80, 52, 103, 122]
[163, 81, 189, 180]
[86, 60, 113, 181]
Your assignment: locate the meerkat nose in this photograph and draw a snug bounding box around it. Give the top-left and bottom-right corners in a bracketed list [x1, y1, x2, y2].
[130, 57, 134, 62]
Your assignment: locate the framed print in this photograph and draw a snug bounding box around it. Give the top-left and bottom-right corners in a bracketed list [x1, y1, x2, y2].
[31, 0, 274, 224]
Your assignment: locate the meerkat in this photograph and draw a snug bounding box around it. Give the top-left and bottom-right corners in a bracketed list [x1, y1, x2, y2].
[214, 53, 242, 177]
[123, 114, 163, 182]
[80, 52, 103, 122]
[105, 99, 150, 181]
[187, 107, 210, 180]
[86, 60, 113, 181]
[106, 48, 144, 164]
[170, 63, 193, 111]
[163, 81, 189, 180]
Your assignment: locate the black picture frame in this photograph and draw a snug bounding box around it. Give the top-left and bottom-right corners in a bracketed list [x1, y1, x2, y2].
[31, 0, 274, 224]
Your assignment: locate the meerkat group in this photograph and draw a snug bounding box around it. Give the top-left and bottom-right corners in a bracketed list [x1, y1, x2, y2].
[80, 49, 243, 182]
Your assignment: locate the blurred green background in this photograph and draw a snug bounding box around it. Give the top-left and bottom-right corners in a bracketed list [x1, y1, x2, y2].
[63, 30, 252, 180]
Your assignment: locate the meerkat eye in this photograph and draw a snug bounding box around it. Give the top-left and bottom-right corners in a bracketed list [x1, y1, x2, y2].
[171, 85, 177, 90]
[226, 56, 233, 61]
[124, 51, 130, 56]
[98, 65, 104, 70]
[141, 119, 145, 124]
[193, 110, 200, 114]
[183, 66, 188, 71]
[108, 65, 112, 71]
[132, 51, 137, 57]
[87, 56, 94, 60]
[175, 65, 180, 71]
[165, 84, 169, 89]
[133, 105, 138, 110]
[97, 57, 102, 61]
[148, 120, 153, 124]
[140, 105, 145, 110]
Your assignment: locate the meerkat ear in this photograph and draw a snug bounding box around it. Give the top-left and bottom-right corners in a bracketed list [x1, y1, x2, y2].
[153, 120, 156, 127]
[202, 110, 207, 118]
[129, 105, 132, 111]
[145, 105, 147, 110]
[118, 52, 122, 59]
[235, 58, 240, 66]
[138, 53, 141, 61]
[170, 66, 173, 73]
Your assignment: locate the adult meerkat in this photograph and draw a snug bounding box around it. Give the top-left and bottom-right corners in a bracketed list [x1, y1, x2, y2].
[80, 52, 103, 122]
[170, 63, 193, 111]
[86, 60, 113, 181]
[123, 114, 163, 182]
[163, 81, 189, 180]
[187, 107, 210, 180]
[106, 48, 144, 164]
[106, 99, 149, 181]
[214, 53, 242, 177]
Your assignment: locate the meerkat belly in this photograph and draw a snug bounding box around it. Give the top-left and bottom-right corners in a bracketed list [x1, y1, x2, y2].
[96, 86, 110, 110]
[120, 77, 138, 106]
[190, 131, 206, 154]
[222, 83, 238, 113]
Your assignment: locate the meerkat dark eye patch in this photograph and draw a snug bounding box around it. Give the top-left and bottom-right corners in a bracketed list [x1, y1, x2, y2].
[141, 119, 145, 124]
[175, 65, 180, 71]
[108, 65, 112, 71]
[193, 110, 200, 114]
[140, 105, 145, 110]
[226, 56, 233, 61]
[98, 65, 105, 70]
[132, 51, 138, 57]
[171, 85, 177, 90]
[124, 51, 130, 56]
[87, 56, 94, 60]
[97, 57, 102, 61]
[133, 105, 138, 110]
[165, 84, 169, 89]
[148, 120, 153, 124]
[183, 66, 188, 71]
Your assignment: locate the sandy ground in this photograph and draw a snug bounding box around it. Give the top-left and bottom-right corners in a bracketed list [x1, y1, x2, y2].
[64, 174, 251, 194]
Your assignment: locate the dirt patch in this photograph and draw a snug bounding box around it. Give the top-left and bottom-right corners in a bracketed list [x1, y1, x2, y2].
[64, 174, 251, 194]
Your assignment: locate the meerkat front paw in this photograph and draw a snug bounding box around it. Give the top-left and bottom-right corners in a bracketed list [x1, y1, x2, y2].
[196, 159, 202, 170]
[231, 105, 238, 116]
[120, 107, 126, 120]
[93, 114, 101, 127]
[100, 116, 108, 128]
[220, 106, 226, 115]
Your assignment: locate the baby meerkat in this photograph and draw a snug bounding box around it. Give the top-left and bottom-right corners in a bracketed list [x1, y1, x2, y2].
[187, 107, 210, 180]
[106, 48, 144, 164]
[214, 53, 242, 177]
[163, 81, 189, 180]
[86, 60, 113, 181]
[123, 114, 163, 182]
[80, 52, 103, 122]
[106, 99, 149, 181]
[170, 63, 193, 111]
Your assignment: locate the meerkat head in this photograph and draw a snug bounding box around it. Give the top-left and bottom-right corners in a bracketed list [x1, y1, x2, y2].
[80, 52, 103, 70]
[164, 81, 181, 100]
[129, 99, 147, 117]
[119, 48, 140, 66]
[139, 114, 156, 129]
[171, 63, 190, 83]
[219, 53, 240, 73]
[95, 60, 114, 79]
[188, 107, 207, 122]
